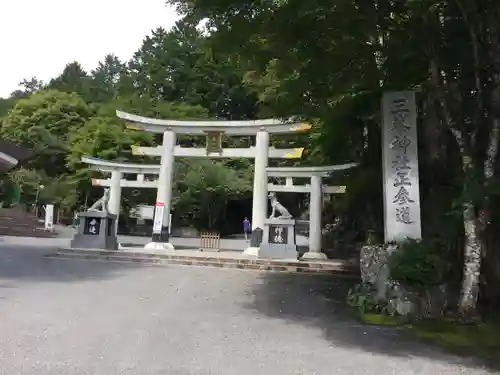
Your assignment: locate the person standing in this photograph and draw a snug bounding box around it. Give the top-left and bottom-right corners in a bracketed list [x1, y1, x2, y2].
[243, 217, 250, 241]
[73, 211, 80, 228]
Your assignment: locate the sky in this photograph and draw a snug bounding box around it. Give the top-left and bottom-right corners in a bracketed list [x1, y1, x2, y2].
[0, 0, 180, 98]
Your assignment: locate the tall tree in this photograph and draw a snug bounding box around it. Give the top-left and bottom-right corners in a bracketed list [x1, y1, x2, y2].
[1, 89, 91, 176]
[128, 21, 259, 120]
[89, 54, 126, 103]
[167, 0, 500, 313]
[20, 77, 44, 94]
[48, 62, 92, 102]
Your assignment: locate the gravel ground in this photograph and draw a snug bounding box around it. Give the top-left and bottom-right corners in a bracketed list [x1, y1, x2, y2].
[0, 245, 497, 375]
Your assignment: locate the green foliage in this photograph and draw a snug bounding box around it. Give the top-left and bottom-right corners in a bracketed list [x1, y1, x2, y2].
[168, 0, 500, 239]
[389, 240, 449, 290]
[0, 0, 498, 314]
[0, 97, 19, 117]
[0, 177, 21, 207]
[6, 168, 43, 207]
[359, 312, 405, 326]
[88, 54, 126, 104]
[66, 116, 151, 170]
[4, 168, 78, 209]
[48, 62, 93, 102]
[1, 89, 91, 144]
[347, 283, 393, 316]
[174, 159, 253, 230]
[407, 321, 500, 359]
[1, 90, 91, 179]
[0, 18, 300, 227]
[128, 22, 259, 120]
[39, 175, 79, 209]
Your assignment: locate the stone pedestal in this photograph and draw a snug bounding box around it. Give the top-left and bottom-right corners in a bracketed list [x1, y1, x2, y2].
[259, 218, 298, 260]
[243, 227, 263, 256]
[301, 251, 327, 260]
[144, 241, 175, 253]
[70, 211, 118, 250]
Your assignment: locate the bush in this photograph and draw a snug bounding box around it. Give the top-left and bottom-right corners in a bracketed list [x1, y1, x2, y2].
[389, 239, 448, 290]
[347, 283, 392, 315]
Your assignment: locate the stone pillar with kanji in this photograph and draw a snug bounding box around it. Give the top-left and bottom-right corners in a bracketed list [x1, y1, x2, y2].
[70, 211, 118, 250]
[259, 218, 298, 260]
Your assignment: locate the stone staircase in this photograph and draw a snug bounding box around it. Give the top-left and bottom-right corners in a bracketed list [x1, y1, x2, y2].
[0, 206, 57, 238]
[46, 248, 360, 277]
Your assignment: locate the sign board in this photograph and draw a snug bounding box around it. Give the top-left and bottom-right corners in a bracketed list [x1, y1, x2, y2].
[269, 225, 288, 244]
[153, 204, 165, 234]
[130, 205, 154, 220]
[382, 91, 422, 242]
[44, 204, 54, 231]
[83, 217, 101, 235]
[205, 131, 223, 154]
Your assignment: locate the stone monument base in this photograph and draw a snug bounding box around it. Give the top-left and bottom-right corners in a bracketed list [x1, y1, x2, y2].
[259, 218, 298, 260]
[243, 247, 260, 256]
[243, 228, 263, 257]
[70, 211, 118, 250]
[144, 241, 175, 253]
[301, 251, 327, 260]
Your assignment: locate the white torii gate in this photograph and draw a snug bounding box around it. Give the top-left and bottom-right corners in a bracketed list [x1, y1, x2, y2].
[117, 110, 310, 251]
[265, 164, 358, 260]
[87, 156, 357, 259]
[82, 156, 161, 233]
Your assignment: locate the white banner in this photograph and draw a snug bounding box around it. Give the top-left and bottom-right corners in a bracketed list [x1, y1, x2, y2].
[152, 205, 164, 234]
[382, 91, 422, 242]
[44, 204, 54, 231]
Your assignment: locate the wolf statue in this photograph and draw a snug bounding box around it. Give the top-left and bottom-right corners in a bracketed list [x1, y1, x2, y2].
[88, 188, 110, 214]
[268, 192, 292, 219]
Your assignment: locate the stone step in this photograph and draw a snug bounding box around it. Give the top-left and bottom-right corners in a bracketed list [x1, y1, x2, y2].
[0, 222, 42, 227]
[48, 249, 360, 277]
[0, 228, 57, 237]
[0, 208, 57, 238]
[0, 220, 47, 226]
[0, 234, 56, 238]
[57, 248, 359, 269]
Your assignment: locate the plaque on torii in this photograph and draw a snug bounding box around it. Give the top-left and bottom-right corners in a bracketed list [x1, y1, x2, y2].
[205, 131, 224, 155]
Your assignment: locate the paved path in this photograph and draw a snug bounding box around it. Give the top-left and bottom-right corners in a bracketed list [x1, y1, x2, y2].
[0, 245, 496, 375]
[0, 231, 309, 251]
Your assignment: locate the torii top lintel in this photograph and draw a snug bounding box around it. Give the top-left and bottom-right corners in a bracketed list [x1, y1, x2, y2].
[82, 156, 160, 174]
[116, 110, 312, 135]
[267, 163, 359, 178]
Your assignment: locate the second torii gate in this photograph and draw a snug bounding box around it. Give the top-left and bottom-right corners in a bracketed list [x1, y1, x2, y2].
[265, 164, 358, 260]
[83, 156, 161, 233]
[86, 156, 357, 259]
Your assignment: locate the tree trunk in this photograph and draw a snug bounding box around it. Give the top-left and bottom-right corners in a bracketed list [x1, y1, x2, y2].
[431, 53, 483, 314]
[458, 199, 482, 315]
[477, 118, 500, 232]
[478, 7, 500, 309]
[479, 7, 500, 228]
[453, 135, 482, 315]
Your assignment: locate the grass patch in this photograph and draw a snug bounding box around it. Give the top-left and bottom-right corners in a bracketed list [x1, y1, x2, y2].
[406, 320, 500, 359]
[359, 312, 406, 326]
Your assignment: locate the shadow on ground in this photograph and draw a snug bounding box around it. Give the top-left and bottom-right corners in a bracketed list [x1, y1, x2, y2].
[246, 272, 500, 372]
[0, 245, 144, 283]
